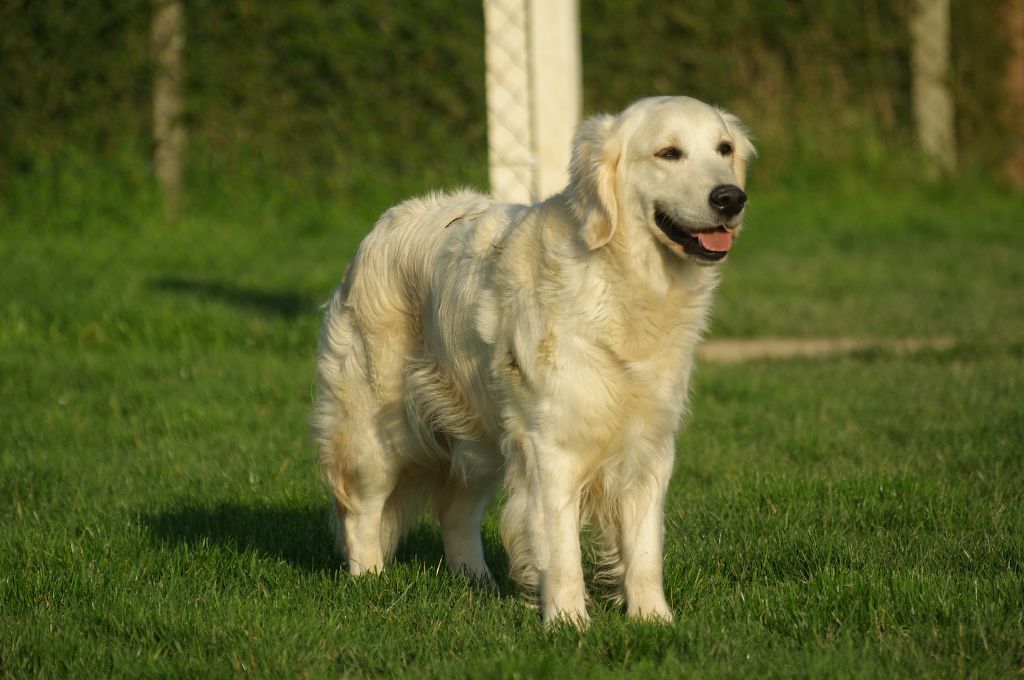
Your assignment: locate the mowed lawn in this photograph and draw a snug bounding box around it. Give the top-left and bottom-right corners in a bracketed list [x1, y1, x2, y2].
[1, 172, 1022, 677]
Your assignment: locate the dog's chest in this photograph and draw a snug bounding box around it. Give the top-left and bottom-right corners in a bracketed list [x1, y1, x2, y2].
[531, 313, 701, 453]
[604, 325, 697, 411]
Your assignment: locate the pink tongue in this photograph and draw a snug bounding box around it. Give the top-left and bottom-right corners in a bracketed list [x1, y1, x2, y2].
[697, 230, 733, 252]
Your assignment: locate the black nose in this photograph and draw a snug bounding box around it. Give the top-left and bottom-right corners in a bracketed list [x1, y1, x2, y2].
[709, 184, 747, 217]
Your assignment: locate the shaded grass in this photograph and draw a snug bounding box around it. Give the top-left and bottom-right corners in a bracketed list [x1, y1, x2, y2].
[1, 170, 1022, 676]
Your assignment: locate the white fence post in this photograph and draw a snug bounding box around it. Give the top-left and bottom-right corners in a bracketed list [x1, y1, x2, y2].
[909, 0, 956, 174]
[527, 0, 581, 200]
[152, 0, 186, 217]
[484, 0, 581, 203]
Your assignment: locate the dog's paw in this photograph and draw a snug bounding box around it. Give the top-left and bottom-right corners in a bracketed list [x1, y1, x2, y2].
[626, 603, 674, 624]
[446, 558, 495, 584]
[542, 605, 590, 629]
[540, 602, 589, 630]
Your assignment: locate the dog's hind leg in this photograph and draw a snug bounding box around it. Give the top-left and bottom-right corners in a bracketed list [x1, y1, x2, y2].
[315, 377, 406, 575]
[437, 484, 493, 581]
[320, 427, 395, 575]
[343, 496, 388, 575]
[436, 444, 499, 582]
[328, 497, 348, 562]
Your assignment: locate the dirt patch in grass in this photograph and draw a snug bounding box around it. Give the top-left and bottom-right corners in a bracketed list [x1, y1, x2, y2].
[698, 336, 958, 363]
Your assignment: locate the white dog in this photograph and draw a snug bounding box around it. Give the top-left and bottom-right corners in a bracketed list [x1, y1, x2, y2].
[313, 96, 754, 625]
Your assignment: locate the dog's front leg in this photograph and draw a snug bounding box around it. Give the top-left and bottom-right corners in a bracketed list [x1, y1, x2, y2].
[524, 437, 589, 626]
[618, 443, 675, 622]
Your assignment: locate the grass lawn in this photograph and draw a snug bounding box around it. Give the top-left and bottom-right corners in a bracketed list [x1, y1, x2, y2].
[1, 169, 1022, 677]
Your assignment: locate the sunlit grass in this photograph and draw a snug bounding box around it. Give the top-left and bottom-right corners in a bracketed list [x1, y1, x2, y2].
[1, 166, 1021, 676]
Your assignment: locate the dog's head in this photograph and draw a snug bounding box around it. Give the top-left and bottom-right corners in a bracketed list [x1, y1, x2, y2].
[568, 96, 755, 265]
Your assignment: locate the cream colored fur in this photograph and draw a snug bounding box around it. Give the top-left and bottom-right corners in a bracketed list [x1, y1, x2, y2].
[313, 96, 754, 625]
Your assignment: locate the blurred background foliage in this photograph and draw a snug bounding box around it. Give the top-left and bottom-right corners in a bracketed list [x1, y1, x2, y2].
[0, 0, 1015, 210]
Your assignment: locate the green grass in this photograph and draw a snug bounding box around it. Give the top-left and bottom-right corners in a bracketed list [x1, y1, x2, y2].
[1, 166, 1022, 677]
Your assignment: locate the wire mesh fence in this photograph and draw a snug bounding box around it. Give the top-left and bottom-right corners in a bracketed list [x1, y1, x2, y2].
[483, 0, 535, 203]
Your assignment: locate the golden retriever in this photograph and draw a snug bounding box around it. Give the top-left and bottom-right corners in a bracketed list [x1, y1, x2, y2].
[313, 96, 754, 625]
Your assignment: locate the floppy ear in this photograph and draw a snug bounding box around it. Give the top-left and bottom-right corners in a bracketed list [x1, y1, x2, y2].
[568, 113, 621, 250]
[720, 111, 757, 188]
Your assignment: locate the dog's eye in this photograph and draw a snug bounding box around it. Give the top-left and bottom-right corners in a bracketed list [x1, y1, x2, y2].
[655, 146, 683, 161]
[717, 141, 734, 156]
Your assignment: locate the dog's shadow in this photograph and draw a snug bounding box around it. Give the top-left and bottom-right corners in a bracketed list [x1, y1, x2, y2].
[150, 276, 313, 319]
[143, 501, 337, 572]
[142, 500, 512, 588]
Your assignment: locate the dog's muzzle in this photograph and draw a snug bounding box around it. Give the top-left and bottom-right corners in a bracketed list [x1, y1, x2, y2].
[654, 207, 735, 262]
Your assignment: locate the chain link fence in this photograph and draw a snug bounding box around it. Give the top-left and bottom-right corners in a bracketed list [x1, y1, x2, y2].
[483, 0, 535, 203]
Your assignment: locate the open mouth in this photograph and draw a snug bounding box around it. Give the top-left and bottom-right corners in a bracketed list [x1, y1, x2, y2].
[654, 207, 733, 262]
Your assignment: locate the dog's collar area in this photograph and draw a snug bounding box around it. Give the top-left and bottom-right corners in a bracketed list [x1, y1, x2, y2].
[653, 208, 730, 262]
